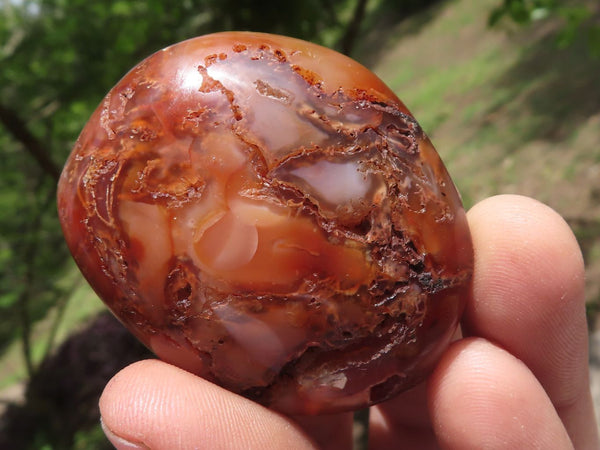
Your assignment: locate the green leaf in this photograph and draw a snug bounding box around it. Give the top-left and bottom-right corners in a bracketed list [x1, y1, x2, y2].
[589, 25, 600, 59]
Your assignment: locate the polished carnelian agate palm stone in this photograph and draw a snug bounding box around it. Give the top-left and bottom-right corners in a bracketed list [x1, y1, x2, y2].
[57, 32, 473, 415]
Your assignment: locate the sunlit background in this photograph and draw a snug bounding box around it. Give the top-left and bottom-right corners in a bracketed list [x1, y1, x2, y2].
[1, 0, 599, 447]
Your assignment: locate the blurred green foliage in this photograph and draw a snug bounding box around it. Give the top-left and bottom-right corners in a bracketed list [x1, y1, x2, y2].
[489, 0, 600, 56]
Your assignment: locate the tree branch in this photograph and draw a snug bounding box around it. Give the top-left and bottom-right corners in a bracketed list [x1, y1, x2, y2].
[0, 103, 61, 182]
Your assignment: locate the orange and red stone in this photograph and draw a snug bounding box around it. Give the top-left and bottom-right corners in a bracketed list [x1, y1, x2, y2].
[57, 32, 473, 415]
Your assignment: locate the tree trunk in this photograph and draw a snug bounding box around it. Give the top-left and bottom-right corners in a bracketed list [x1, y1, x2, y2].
[339, 0, 370, 56]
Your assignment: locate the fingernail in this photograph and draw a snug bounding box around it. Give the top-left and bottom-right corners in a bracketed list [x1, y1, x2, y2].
[100, 417, 147, 449]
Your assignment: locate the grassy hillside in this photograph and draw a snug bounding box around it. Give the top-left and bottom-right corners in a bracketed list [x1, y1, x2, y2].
[360, 0, 600, 322]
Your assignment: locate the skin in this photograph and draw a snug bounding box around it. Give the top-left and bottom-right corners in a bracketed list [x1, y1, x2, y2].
[99, 195, 599, 449]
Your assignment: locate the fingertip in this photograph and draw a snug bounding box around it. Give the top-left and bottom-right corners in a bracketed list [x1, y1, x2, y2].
[428, 338, 572, 449]
[465, 195, 588, 404]
[468, 195, 585, 314]
[99, 359, 320, 450]
[467, 194, 585, 306]
[99, 360, 156, 448]
[100, 417, 146, 450]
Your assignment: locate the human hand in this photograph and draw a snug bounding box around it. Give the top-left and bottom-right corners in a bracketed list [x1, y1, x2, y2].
[99, 195, 599, 449]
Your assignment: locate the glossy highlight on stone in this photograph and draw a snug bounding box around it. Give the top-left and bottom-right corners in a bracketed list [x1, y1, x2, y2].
[57, 32, 473, 415]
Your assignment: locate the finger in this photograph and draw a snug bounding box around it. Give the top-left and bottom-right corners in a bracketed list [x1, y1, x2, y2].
[369, 328, 465, 449]
[99, 359, 353, 450]
[289, 414, 353, 450]
[369, 382, 439, 450]
[428, 337, 573, 449]
[465, 194, 598, 447]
